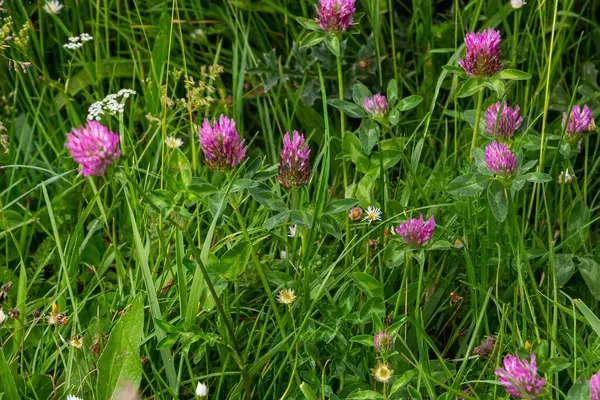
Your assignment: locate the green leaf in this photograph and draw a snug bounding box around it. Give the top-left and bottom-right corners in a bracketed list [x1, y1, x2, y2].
[448, 173, 489, 197]
[358, 119, 379, 154]
[567, 200, 590, 251]
[97, 296, 144, 400]
[396, 95, 423, 112]
[290, 210, 313, 228]
[484, 79, 505, 98]
[574, 299, 600, 337]
[442, 64, 466, 77]
[146, 190, 174, 211]
[487, 180, 508, 222]
[327, 99, 367, 118]
[296, 17, 321, 31]
[263, 212, 289, 230]
[299, 382, 319, 400]
[154, 318, 179, 334]
[456, 78, 485, 98]
[577, 257, 600, 300]
[324, 35, 340, 56]
[523, 172, 553, 183]
[347, 391, 384, 399]
[351, 272, 384, 299]
[156, 334, 181, 350]
[324, 198, 359, 214]
[386, 79, 398, 106]
[166, 148, 192, 191]
[350, 334, 374, 346]
[220, 242, 251, 279]
[0, 349, 18, 399]
[555, 254, 576, 286]
[538, 357, 571, 374]
[493, 68, 532, 80]
[343, 131, 370, 172]
[356, 175, 376, 206]
[320, 214, 343, 239]
[389, 109, 400, 126]
[300, 31, 325, 48]
[390, 370, 415, 395]
[352, 83, 373, 106]
[567, 377, 591, 400]
[249, 189, 288, 212]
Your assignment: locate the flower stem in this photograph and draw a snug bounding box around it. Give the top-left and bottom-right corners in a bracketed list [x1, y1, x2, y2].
[336, 54, 351, 265]
[233, 208, 288, 341]
[470, 88, 485, 157]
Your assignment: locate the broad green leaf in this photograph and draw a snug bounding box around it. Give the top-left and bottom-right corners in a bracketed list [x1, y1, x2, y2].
[574, 299, 600, 337]
[448, 173, 489, 197]
[487, 180, 508, 222]
[456, 78, 485, 98]
[343, 131, 370, 173]
[290, 210, 313, 228]
[156, 334, 181, 350]
[567, 200, 590, 251]
[299, 382, 319, 400]
[396, 95, 423, 111]
[358, 119, 379, 154]
[324, 35, 340, 56]
[300, 31, 325, 48]
[567, 378, 591, 400]
[442, 64, 466, 77]
[324, 198, 359, 214]
[352, 82, 373, 106]
[389, 109, 400, 126]
[555, 254, 576, 286]
[220, 242, 251, 279]
[347, 390, 384, 399]
[263, 212, 289, 230]
[493, 69, 532, 80]
[0, 349, 18, 399]
[351, 272, 384, 299]
[327, 99, 367, 118]
[538, 357, 571, 374]
[386, 79, 398, 106]
[350, 335, 374, 346]
[97, 296, 144, 400]
[249, 189, 288, 212]
[523, 172, 552, 183]
[166, 149, 192, 191]
[577, 257, 600, 300]
[390, 370, 415, 395]
[146, 190, 175, 210]
[296, 17, 321, 31]
[320, 214, 343, 239]
[154, 318, 179, 334]
[484, 79, 505, 98]
[356, 175, 376, 206]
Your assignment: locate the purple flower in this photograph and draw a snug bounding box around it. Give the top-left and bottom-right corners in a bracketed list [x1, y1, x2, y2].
[314, 0, 355, 33]
[277, 131, 311, 188]
[562, 104, 595, 137]
[348, 207, 363, 221]
[591, 370, 600, 400]
[485, 101, 523, 140]
[198, 115, 246, 172]
[374, 331, 394, 353]
[485, 141, 517, 177]
[495, 354, 545, 398]
[392, 214, 435, 247]
[363, 94, 388, 117]
[64, 121, 120, 176]
[458, 28, 502, 78]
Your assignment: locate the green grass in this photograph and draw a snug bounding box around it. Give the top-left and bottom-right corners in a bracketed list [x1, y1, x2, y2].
[1, 0, 600, 398]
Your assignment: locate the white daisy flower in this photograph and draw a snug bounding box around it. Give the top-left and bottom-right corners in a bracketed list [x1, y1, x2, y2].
[364, 206, 382, 224]
[510, 0, 526, 8]
[43, 0, 64, 14]
[165, 136, 184, 149]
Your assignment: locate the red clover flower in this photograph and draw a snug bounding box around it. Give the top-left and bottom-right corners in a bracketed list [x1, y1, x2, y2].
[64, 121, 120, 176]
[495, 354, 545, 398]
[485, 101, 523, 140]
[314, 0, 355, 33]
[277, 131, 311, 188]
[485, 141, 517, 177]
[562, 104, 595, 137]
[363, 94, 388, 118]
[392, 214, 435, 247]
[458, 28, 502, 78]
[198, 115, 246, 172]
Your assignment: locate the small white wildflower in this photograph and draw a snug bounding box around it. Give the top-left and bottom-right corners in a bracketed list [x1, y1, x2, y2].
[364, 206, 382, 224]
[63, 42, 83, 50]
[277, 288, 296, 305]
[43, 0, 64, 14]
[63, 33, 93, 50]
[80, 33, 93, 42]
[510, 0, 526, 8]
[165, 136, 183, 149]
[288, 225, 297, 238]
[66, 395, 83, 400]
[195, 382, 208, 398]
[280, 250, 287, 260]
[87, 90, 136, 121]
[0, 309, 7, 325]
[191, 28, 206, 41]
[68, 37, 80, 43]
[558, 168, 575, 184]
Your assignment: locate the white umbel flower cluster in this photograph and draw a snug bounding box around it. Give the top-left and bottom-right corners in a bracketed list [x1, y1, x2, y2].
[87, 89, 136, 121]
[63, 33, 93, 50]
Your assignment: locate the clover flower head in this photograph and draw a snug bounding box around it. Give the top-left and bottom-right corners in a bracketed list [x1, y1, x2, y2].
[198, 115, 246, 171]
[590, 370, 600, 400]
[371, 361, 393, 383]
[495, 354, 545, 398]
[392, 214, 435, 247]
[374, 331, 394, 352]
[458, 28, 502, 78]
[65, 121, 121, 176]
[562, 104, 595, 137]
[348, 207, 363, 221]
[363, 94, 388, 117]
[277, 130, 311, 188]
[485, 141, 517, 177]
[485, 101, 523, 140]
[314, 0, 356, 33]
